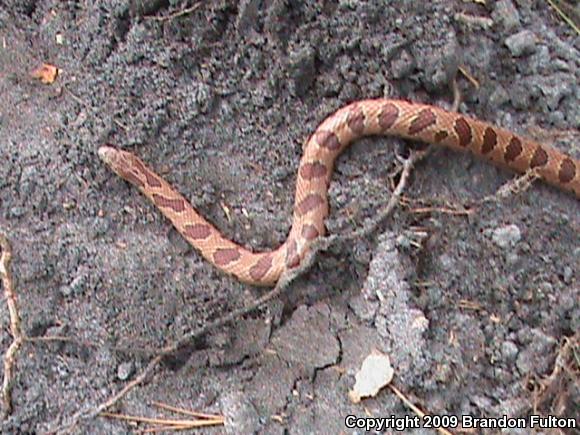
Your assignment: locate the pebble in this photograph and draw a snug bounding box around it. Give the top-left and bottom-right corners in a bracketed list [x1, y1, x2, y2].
[236, 0, 260, 35]
[117, 361, 134, 381]
[390, 49, 415, 79]
[501, 340, 519, 361]
[492, 0, 521, 30]
[490, 224, 522, 249]
[348, 294, 377, 322]
[288, 45, 316, 97]
[9, 206, 26, 218]
[221, 391, 260, 435]
[505, 30, 537, 57]
[91, 217, 110, 238]
[563, 266, 573, 284]
[489, 83, 510, 108]
[516, 329, 557, 373]
[60, 270, 88, 297]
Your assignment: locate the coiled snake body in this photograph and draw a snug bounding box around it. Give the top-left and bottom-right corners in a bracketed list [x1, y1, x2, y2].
[99, 99, 579, 286]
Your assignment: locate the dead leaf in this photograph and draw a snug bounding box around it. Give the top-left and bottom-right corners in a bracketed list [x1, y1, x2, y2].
[31, 63, 58, 84]
[348, 350, 394, 403]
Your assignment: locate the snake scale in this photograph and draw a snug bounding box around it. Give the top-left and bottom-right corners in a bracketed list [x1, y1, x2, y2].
[99, 99, 579, 286]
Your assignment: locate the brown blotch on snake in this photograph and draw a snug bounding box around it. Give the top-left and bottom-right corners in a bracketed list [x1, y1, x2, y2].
[249, 254, 274, 281]
[132, 157, 162, 188]
[453, 117, 472, 147]
[314, 131, 341, 150]
[183, 223, 212, 240]
[300, 162, 328, 180]
[152, 194, 186, 212]
[213, 248, 241, 266]
[504, 137, 523, 162]
[481, 127, 498, 154]
[530, 147, 549, 168]
[296, 193, 325, 216]
[378, 103, 399, 129]
[302, 224, 320, 241]
[408, 108, 436, 135]
[347, 106, 365, 134]
[559, 158, 576, 183]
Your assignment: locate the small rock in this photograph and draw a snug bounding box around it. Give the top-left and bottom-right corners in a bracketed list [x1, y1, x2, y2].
[531, 46, 551, 73]
[516, 329, 557, 373]
[515, 351, 532, 373]
[288, 45, 316, 97]
[117, 361, 134, 381]
[505, 30, 537, 57]
[9, 206, 26, 218]
[562, 266, 573, 284]
[488, 83, 510, 108]
[537, 281, 553, 296]
[221, 391, 260, 435]
[506, 252, 520, 266]
[91, 217, 110, 238]
[472, 395, 493, 411]
[423, 36, 459, 92]
[236, 0, 260, 35]
[60, 269, 88, 297]
[390, 49, 415, 79]
[492, 0, 521, 31]
[558, 290, 575, 311]
[501, 340, 519, 361]
[572, 308, 580, 331]
[509, 83, 531, 110]
[490, 224, 521, 249]
[348, 293, 377, 322]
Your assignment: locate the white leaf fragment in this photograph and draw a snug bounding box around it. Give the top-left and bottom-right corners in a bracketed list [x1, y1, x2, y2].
[348, 350, 394, 403]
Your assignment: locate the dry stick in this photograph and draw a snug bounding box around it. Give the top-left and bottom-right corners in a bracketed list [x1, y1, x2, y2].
[144, 2, 202, 21]
[0, 233, 24, 417]
[151, 400, 223, 419]
[99, 411, 223, 428]
[388, 385, 454, 435]
[546, 0, 580, 35]
[55, 143, 421, 433]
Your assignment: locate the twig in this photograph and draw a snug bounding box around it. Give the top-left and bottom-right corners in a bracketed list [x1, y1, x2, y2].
[389, 384, 454, 435]
[100, 411, 223, 428]
[151, 401, 221, 419]
[319, 148, 425, 250]
[545, 0, 580, 35]
[457, 66, 480, 91]
[0, 232, 24, 417]
[481, 169, 541, 203]
[144, 3, 202, 22]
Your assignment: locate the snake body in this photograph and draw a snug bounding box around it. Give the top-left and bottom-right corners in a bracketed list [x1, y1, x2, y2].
[99, 99, 579, 286]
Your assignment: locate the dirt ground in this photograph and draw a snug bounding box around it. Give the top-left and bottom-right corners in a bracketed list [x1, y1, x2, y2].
[0, 0, 578, 434]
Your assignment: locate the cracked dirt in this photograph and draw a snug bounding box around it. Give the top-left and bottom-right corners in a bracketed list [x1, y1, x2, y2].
[0, 1, 578, 433]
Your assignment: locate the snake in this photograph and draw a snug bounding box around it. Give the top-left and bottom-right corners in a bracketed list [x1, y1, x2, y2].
[98, 99, 579, 286]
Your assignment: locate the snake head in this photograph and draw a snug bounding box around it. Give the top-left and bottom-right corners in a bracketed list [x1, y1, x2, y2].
[98, 145, 148, 189]
[98, 144, 123, 167]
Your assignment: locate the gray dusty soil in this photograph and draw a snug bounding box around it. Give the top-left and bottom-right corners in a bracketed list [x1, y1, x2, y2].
[0, 1, 579, 434]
